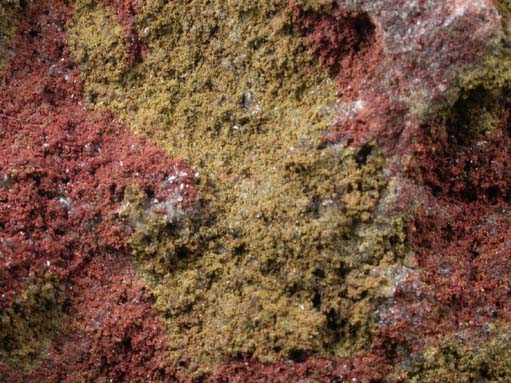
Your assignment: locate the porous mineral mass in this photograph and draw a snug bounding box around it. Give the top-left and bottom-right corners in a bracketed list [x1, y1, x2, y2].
[2, 0, 511, 382]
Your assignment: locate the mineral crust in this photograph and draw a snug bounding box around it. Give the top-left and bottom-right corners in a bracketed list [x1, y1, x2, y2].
[2, 0, 511, 382]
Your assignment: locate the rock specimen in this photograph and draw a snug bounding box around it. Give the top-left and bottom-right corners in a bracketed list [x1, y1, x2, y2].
[2, 0, 511, 382]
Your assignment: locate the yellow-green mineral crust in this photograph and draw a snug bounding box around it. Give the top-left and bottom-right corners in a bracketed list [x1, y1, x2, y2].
[447, 0, 511, 137]
[409, 328, 511, 383]
[68, 0, 409, 377]
[458, 0, 511, 93]
[0, 0, 21, 68]
[0, 275, 65, 370]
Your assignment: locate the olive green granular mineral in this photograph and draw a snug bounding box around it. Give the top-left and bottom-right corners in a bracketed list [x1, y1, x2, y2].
[0, 0, 21, 69]
[0, 275, 65, 370]
[69, 0, 409, 377]
[409, 327, 511, 383]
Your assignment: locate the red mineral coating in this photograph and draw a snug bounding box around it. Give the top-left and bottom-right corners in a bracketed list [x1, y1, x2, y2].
[0, 255, 177, 382]
[292, 3, 384, 100]
[405, 101, 511, 334]
[367, 102, 511, 372]
[211, 353, 389, 383]
[0, 0, 195, 381]
[100, 0, 146, 64]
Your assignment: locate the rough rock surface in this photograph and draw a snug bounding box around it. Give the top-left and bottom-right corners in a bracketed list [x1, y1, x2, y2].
[298, 0, 502, 146]
[0, 1, 195, 381]
[2, 0, 511, 382]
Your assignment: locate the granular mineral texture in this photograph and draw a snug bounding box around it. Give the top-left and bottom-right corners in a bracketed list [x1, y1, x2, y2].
[2, 0, 511, 382]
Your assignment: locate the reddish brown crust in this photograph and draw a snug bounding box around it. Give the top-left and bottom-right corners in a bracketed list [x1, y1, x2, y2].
[99, 0, 146, 64]
[292, 3, 384, 100]
[407, 106, 511, 333]
[0, 1, 194, 381]
[6, 256, 177, 383]
[210, 352, 389, 383]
